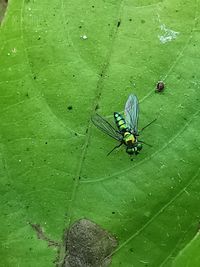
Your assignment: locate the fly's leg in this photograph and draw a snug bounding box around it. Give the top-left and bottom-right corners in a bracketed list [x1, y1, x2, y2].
[107, 142, 123, 156]
[138, 140, 152, 147]
[140, 118, 157, 132]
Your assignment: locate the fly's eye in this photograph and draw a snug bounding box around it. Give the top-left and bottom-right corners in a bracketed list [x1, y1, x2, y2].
[137, 143, 143, 151]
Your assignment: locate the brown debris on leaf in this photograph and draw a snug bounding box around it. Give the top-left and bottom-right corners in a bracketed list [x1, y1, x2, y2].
[29, 222, 60, 248]
[63, 219, 118, 267]
[0, 0, 8, 24]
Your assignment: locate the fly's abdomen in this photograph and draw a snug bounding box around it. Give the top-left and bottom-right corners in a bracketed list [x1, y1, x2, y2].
[114, 112, 127, 132]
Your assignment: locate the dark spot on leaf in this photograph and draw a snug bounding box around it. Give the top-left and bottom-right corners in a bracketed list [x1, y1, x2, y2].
[63, 219, 118, 267]
[26, 147, 30, 151]
[131, 158, 133, 161]
[37, 37, 41, 40]
[129, 18, 132, 21]
[29, 247, 32, 251]
[112, 211, 115, 214]
[85, 128, 88, 134]
[73, 74, 75, 77]
[25, 92, 29, 97]
[130, 248, 134, 253]
[175, 9, 179, 12]
[33, 75, 37, 80]
[92, 5, 94, 8]
[45, 142, 48, 144]
[155, 81, 165, 92]
[95, 104, 99, 111]
[79, 176, 81, 180]
[79, 25, 82, 28]
[141, 19, 145, 24]
[117, 20, 121, 27]
[74, 132, 78, 136]
[67, 106, 73, 110]
[108, 23, 110, 26]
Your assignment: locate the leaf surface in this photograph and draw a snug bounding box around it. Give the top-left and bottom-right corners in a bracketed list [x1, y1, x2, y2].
[0, 0, 200, 266]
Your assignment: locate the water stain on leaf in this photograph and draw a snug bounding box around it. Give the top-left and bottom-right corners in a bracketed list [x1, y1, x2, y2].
[63, 219, 118, 267]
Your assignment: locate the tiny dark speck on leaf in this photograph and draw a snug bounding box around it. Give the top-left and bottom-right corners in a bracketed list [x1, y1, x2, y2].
[79, 25, 82, 28]
[108, 23, 110, 26]
[37, 37, 41, 40]
[67, 105, 73, 110]
[45, 142, 48, 144]
[129, 18, 132, 21]
[141, 19, 145, 23]
[117, 20, 121, 27]
[130, 248, 134, 252]
[33, 76, 37, 80]
[156, 81, 165, 92]
[85, 128, 88, 134]
[74, 133, 78, 136]
[92, 5, 94, 8]
[95, 104, 99, 111]
[112, 211, 115, 214]
[79, 176, 81, 180]
[131, 158, 133, 161]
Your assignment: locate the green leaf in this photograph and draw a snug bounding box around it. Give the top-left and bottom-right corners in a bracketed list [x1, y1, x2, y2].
[172, 233, 200, 267]
[0, 0, 200, 266]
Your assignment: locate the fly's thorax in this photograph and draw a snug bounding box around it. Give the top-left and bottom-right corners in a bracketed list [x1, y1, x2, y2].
[123, 132, 136, 145]
[114, 112, 127, 132]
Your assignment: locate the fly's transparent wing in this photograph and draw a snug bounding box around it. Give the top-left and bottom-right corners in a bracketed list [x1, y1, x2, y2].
[124, 94, 139, 134]
[91, 114, 122, 141]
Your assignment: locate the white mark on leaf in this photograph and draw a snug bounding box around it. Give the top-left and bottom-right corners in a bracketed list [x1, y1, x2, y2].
[158, 24, 179, 44]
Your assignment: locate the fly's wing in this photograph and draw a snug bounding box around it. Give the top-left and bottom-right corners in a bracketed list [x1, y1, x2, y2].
[91, 114, 122, 141]
[124, 94, 139, 134]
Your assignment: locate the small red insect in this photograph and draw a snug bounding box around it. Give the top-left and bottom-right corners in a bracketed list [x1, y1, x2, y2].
[155, 81, 165, 92]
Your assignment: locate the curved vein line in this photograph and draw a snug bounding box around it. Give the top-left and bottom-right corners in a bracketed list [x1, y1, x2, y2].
[109, 167, 200, 256]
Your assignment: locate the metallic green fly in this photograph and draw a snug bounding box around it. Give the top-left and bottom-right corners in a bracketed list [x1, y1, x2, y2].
[92, 94, 156, 155]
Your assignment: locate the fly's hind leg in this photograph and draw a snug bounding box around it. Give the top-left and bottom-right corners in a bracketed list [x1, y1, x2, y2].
[107, 142, 123, 156]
